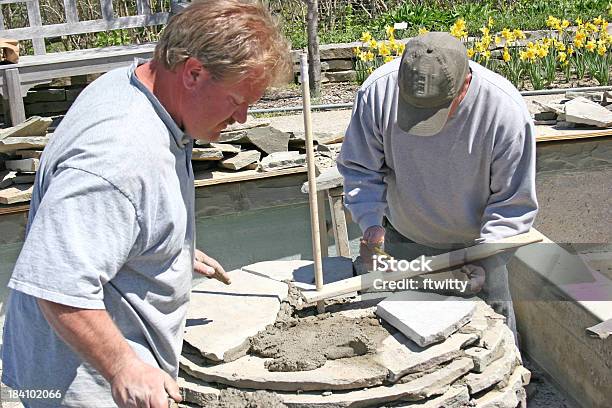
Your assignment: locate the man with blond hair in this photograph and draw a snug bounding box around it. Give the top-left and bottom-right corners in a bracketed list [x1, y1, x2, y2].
[1, 1, 290, 407]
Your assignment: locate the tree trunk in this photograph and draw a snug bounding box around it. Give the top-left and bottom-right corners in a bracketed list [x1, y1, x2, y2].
[304, 0, 321, 97]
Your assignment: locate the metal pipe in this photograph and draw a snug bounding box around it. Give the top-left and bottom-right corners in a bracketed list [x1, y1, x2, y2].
[248, 85, 612, 114]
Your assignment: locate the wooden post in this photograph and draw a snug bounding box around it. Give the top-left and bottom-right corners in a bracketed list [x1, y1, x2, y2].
[300, 53, 325, 313]
[302, 0, 321, 97]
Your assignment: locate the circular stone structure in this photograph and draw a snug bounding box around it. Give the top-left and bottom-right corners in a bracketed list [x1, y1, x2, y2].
[178, 267, 530, 408]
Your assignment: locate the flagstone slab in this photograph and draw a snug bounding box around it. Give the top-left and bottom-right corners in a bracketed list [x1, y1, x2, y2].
[209, 143, 241, 154]
[280, 357, 474, 407]
[0, 116, 52, 139]
[565, 97, 612, 127]
[0, 136, 49, 153]
[5, 158, 39, 172]
[184, 269, 288, 363]
[245, 126, 290, 154]
[180, 352, 388, 392]
[0, 170, 16, 189]
[241, 256, 354, 285]
[219, 150, 261, 170]
[13, 173, 36, 184]
[177, 374, 220, 407]
[16, 150, 43, 159]
[464, 327, 519, 394]
[395, 385, 470, 408]
[259, 151, 306, 171]
[473, 366, 529, 408]
[375, 331, 478, 383]
[376, 291, 477, 347]
[0, 184, 33, 204]
[191, 148, 224, 161]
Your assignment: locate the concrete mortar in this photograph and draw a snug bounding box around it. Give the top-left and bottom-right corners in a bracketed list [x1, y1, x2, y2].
[249, 313, 390, 372]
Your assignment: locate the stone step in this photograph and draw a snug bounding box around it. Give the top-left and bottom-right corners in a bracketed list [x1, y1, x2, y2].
[0, 184, 33, 204]
[5, 158, 39, 172]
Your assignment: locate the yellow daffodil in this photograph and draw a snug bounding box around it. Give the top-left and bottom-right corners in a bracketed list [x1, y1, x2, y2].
[467, 48, 475, 58]
[385, 25, 395, 40]
[398, 43, 406, 54]
[384, 55, 394, 63]
[367, 67, 374, 74]
[555, 42, 566, 51]
[450, 18, 468, 39]
[369, 39, 378, 49]
[575, 30, 587, 42]
[567, 46, 575, 56]
[598, 44, 607, 55]
[483, 50, 491, 60]
[495, 36, 501, 45]
[488, 17, 495, 27]
[501, 28, 514, 43]
[585, 40, 597, 52]
[513, 29, 526, 40]
[561, 60, 569, 67]
[546, 16, 561, 30]
[594, 16, 604, 26]
[365, 50, 375, 62]
[378, 42, 391, 56]
[557, 52, 567, 62]
[502, 47, 511, 62]
[561, 20, 570, 30]
[480, 26, 490, 37]
[537, 45, 548, 58]
[353, 47, 361, 56]
[418, 27, 429, 35]
[360, 31, 372, 43]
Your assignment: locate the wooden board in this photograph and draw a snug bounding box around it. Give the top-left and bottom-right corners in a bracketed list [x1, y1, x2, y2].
[535, 125, 612, 142]
[299, 229, 545, 303]
[193, 166, 306, 187]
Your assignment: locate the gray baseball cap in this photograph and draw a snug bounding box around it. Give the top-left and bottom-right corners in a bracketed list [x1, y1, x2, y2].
[397, 32, 469, 136]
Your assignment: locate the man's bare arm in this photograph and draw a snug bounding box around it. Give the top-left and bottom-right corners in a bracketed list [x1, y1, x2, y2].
[37, 299, 181, 408]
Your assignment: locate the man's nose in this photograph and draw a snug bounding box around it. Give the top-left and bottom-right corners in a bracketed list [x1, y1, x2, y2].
[232, 104, 248, 124]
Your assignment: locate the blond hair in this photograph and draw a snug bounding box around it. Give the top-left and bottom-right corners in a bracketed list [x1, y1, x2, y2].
[154, 0, 291, 85]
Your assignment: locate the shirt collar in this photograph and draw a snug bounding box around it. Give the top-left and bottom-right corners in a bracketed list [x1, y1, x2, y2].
[128, 58, 192, 148]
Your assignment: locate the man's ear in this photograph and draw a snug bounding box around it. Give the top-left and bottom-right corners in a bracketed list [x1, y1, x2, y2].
[182, 57, 211, 90]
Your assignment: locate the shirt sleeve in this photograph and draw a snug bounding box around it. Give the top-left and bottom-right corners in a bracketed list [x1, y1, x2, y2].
[337, 88, 388, 233]
[8, 167, 141, 309]
[480, 116, 539, 242]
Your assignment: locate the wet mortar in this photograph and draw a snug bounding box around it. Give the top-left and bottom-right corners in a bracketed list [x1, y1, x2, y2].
[248, 282, 392, 372]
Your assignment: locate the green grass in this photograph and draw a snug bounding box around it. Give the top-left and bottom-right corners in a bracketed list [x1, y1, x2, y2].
[282, 0, 612, 48]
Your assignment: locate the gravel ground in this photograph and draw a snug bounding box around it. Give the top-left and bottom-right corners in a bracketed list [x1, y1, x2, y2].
[251, 82, 359, 110]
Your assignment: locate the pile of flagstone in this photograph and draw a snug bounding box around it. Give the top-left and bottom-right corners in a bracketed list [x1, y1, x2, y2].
[177, 257, 530, 408]
[0, 116, 343, 205]
[532, 90, 612, 127]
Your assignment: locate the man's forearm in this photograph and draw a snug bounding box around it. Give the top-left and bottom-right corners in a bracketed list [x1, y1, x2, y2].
[37, 299, 138, 382]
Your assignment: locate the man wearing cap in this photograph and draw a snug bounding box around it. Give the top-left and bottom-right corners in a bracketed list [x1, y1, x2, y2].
[337, 32, 538, 335]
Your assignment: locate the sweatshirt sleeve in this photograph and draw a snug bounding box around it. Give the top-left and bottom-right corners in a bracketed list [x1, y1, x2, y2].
[337, 88, 388, 233]
[480, 115, 539, 241]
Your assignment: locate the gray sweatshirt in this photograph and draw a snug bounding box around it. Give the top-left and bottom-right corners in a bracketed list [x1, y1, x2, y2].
[337, 59, 538, 247]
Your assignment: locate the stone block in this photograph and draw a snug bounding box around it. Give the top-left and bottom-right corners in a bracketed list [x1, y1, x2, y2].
[183, 269, 288, 363]
[533, 111, 558, 121]
[376, 291, 477, 347]
[219, 150, 261, 171]
[325, 70, 357, 82]
[223, 117, 270, 133]
[13, 173, 36, 184]
[216, 130, 249, 144]
[0, 184, 33, 204]
[65, 87, 84, 102]
[0, 170, 16, 189]
[0, 116, 52, 139]
[24, 89, 66, 104]
[259, 151, 306, 171]
[0, 136, 49, 153]
[5, 158, 39, 172]
[245, 126, 290, 154]
[191, 148, 224, 161]
[16, 150, 43, 159]
[322, 59, 354, 71]
[26, 101, 72, 115]
[565, 97, 612, 127]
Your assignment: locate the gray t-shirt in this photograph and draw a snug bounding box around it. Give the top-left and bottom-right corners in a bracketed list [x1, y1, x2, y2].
[338, 59, 538, 247]
[1, 59, 195, 407]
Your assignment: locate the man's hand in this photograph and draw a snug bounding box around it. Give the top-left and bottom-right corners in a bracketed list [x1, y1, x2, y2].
[194, 249, 231, 284]
[358, 225, 386, 272]
[461, 264, 486, 294]
[110, 358, 181, 408]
